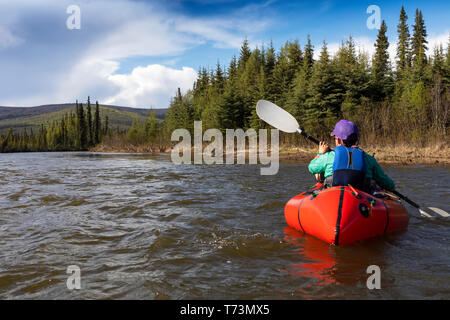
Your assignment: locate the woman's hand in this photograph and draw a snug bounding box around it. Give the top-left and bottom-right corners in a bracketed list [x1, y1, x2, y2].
[319, 141, 329, 154]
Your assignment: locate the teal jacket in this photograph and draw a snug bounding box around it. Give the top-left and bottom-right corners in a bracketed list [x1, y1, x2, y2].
[308, 150, 395, 191]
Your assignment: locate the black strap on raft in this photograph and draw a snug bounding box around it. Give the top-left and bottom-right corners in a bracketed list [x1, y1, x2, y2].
[310, 192, 319, 200]
[381, 201, 390, 233]
[350, 190, 363, 199]
[297, 199, 306, 233]
[334, 187, 345, 246]
[302, 184, 317, 196]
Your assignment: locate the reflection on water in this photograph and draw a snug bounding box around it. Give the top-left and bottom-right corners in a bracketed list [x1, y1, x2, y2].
[0, 152, 449, 299]
[282, 227, 414, 299]
[284, 227, 339, 289]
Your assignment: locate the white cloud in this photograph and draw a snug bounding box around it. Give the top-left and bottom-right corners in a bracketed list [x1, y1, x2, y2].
[104, 65, 198, 108]
[0, 0, 274, 107]
[0, 26, 24, 50]
[55, 58, 120, 102]
[427, 31, 450, 53]
[353, 37, 376, 56]
[86, 19, 201, 61]
[316, 32, 450, 67]
[173, 17, 244, 49]
[73, 1, 273, 108]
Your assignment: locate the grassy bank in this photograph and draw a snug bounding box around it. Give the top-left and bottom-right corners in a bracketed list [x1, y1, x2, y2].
[90, 139, 450, 166]
[277, 144, 449, 165]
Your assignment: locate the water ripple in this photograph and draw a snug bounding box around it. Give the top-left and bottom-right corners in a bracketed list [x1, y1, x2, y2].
[0, 152, 448, 299]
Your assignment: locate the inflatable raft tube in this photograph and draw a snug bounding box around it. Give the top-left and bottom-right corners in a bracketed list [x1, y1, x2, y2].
[284, 183, 409, 246]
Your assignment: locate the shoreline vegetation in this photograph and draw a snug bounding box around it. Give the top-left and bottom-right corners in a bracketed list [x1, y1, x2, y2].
[1, 6, 449, 167]
[90, 141, 450, 166]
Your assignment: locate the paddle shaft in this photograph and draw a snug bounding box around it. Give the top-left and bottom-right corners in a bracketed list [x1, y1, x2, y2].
[391, 190, 421, 208]
[297, 128, 320, 145]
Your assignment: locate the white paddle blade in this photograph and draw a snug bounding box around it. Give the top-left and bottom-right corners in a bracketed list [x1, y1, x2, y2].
[428, 207, 450, 218]
[256, 100, 299, 133]
[418, 209, 433, 218]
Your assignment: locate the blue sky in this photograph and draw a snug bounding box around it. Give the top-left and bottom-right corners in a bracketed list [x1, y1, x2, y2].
[0, 0, 448, 108]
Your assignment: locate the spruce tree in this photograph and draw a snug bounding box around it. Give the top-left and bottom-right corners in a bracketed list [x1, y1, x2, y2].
[447, 36, 450, 66]
[238, 38, 252, 73]
[104, 115, 109, 136]
[336, 36, 369, 116]
[213, 61, 225, 94]
[371, 20, 393, 101]
[240, 48, 263, 128]
[164, 89, 195, 133]
[411, 9, 428, 81]
[0, 128, 12, 152]
[287, 39, 303, 77]
[432, 45, 445, 77]
[305, 41, 344, 134]
[60, 118, 66, 149]
[77, 103, 87, 149]
[286, 66, 309, 121]
[263, 40, 277, 102]
[94, 101, 100, 144]
[445, 36, 450, 84]
[146, 110, 158, 141]
[271, 43, 291, 106]
[396, 6, 411, 74]
[87, 96, 93, 146]
[219, 78, 244, 129]
[228, 55, 238, 80]
[302, 35, 314, 77]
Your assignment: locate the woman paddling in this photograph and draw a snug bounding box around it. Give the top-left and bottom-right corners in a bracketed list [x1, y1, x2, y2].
[308, 119, 395, 193]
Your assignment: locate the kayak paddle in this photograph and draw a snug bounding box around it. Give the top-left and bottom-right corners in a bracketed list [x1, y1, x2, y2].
[389, 190, 447, 218]
[256, 100, 319, 144]
[255, 99, 449, 219]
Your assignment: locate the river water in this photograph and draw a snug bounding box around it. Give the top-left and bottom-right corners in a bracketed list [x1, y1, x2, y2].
[0, 152, 449, 299]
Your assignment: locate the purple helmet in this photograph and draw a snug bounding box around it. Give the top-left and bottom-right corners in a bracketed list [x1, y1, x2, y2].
[331, 120, 359, 140]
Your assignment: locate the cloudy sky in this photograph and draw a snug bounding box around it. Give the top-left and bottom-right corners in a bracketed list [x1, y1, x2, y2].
[0, 0, 448, 108]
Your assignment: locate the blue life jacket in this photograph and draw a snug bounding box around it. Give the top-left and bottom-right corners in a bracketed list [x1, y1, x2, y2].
[332, 146, 366, 189]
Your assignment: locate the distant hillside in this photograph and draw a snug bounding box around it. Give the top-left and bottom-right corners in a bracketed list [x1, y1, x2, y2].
[0, 103, 168, 133]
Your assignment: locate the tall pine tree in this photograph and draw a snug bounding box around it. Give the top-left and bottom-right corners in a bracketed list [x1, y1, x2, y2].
[396, 6, 411, 75]
[411, 9, 428, 81]
[371, 20, 393, 101]
[87, 96, 93, 146]
[77, 102, 87, 149]
[94, 101, 101, 144]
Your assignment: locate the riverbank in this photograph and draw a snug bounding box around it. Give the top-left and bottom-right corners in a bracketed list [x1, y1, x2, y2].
[90, 143, 450, 166]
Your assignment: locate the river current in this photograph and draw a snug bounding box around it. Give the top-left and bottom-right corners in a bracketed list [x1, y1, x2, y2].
[0, 152, 449, 299]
